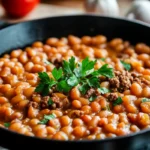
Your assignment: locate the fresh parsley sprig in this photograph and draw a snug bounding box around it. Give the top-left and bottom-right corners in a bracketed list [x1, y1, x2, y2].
[142, 98, 150, 103]
[121, 61, 131, 71]
[35, 72, 57, 96]
[39, 114, 55, 124]
[4, 122, 10, 128]
[35, 57, 114, 96]
[113, 97, 123, 106]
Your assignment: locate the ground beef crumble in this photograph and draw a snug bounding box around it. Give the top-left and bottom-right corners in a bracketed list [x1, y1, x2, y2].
[109, 70, 132, 92]
[40, 93, 70, 110]
[28, 101, 39, 109]
[109, 70, 150, 92]
[68, 110, 84, 118]
[85, 88, 100, 99]
[107, 93, 118, 102]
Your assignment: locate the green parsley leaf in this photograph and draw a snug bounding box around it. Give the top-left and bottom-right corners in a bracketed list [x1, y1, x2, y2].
[39, 114, 55, 124]
[67, 75, 79, 87]
[81, 57, 96, 76]
[142, 98, 150, 103]
[99, 58, 106, 61]
[113, 97, 123, 106]
[43, 59, 51, 65]
[35, 72, 57, 96]
[121, 61, 131, 71]
[4, 122, 10, 128]
[48, 98, 54, 106]
[87, 77, 100, 88]
[62, 60, 72, 75]
[89, 95, 97, 102]
[98, 87, 110, 94]
[69, 56, 76, 71]
[57, 80, 72, 93]
[52, 68, 63, 80]
[98, 64, 114, 78]
[92, 64, 114, 78]
[79, 83, 90, 95]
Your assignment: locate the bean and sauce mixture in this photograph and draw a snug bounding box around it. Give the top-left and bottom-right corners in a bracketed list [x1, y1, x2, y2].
[0, 35, 150, 140]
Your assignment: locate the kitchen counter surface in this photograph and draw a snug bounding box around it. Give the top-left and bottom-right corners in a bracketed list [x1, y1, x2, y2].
[0, 0, 132, 23]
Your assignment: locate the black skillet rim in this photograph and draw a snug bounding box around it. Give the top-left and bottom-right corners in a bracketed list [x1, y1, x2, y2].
[0, 14, 150, 143]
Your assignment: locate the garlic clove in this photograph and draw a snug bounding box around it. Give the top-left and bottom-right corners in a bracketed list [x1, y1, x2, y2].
[126, 0, 150, 23]
[84, 0, 120, 16]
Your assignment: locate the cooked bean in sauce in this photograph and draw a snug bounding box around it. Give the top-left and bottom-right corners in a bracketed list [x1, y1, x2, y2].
[0, 35, 150, 140]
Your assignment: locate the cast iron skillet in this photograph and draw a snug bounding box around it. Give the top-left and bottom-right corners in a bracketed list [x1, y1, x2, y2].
[0, 15, 150, 150]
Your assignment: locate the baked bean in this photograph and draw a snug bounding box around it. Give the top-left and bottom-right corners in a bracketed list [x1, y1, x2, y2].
[81, 36, 92, 45]
[81, 105, 91, 114]
[48, 118, 60, 129]
[35, 128, 47, 137]
[137, 113, 150, 126]
[24, 62, 34, 72]
[104, 123, 117, 134]
[29, 119, 40, 127]
[53, 131, 68, 140]
[32, 41, 43, 48]
[130, 83, 142, 97]
[70, 87, 81, 100]
[135, 43, 150, 54]
[27, 106, 39, 118]
[88, 116, 100, 128]
[11, 112, 23, 120]
[130, 125, 140, 132]
[61, 126, 73, 135]
[46, 38, 59, 46]
[96, 133, 106, 139]
[92, 35, 107, 45]
[90, 101, 101, 113]
[68, 35, 81, 45]
[72, 118, 83, 127]
[11, 49, 22, 58]
[72, 100, 82, 109]
[140, 102, 150, 113]
[23, 87, 35, 98]
[50, 110, 63, 117]
[9, 122, 22, 131]
[60, 116, 71, 127]
[81, 115, 92, 124]
[18, 52, 28, 64]
[73, 126, 86, 138]
[0, 97, 8, 104]
[98, 118, 108, 126]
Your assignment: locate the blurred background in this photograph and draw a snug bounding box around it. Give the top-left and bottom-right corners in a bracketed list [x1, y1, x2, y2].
[0, 0, 149, 23]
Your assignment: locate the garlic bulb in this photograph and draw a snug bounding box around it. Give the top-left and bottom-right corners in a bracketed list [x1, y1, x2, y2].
[126, 0, 150, 23]
[84, 0, 120, 16]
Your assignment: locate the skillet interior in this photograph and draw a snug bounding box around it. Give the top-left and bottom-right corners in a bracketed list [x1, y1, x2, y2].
[0, 15, 150, 150]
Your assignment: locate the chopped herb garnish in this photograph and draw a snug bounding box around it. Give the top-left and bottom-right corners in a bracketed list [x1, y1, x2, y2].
[52, 68, 63, 81]
[142, 98, 150, 103]
[106, 105, 111, 111]
[35, 57, 114, 96]
[121, 61, 131, 71]
[89, 95, 97, 102]
[48, 98, 54, 106]
[102, 105, 111, 111]
[35, 72, 57, 96]
[113, 97, 123, 106]
[98, 58, 106, 61]
[98, 87, 110, 94]
[39, 114, 55, 124]
[92, 64, 114, 78]
[43, 59, 51, 65]
[4, 122, 10, 128]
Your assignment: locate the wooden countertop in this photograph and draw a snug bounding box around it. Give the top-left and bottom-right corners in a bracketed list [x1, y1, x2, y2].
[0, 0, 132, 23]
